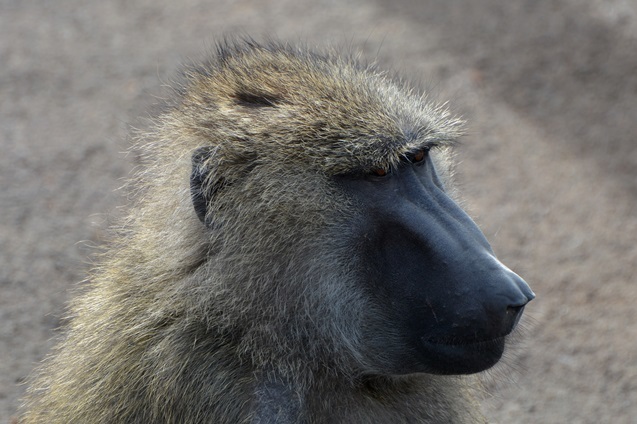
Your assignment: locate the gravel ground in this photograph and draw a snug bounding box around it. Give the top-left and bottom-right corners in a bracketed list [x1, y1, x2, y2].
[2, 1, 636, 422]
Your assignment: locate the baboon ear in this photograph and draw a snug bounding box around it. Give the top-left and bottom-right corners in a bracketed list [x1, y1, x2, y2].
[190, 146, 222, 227]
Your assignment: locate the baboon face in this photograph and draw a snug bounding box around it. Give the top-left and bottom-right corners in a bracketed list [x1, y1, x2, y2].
[192, 141, 533, 377]
[336, 148, 534, 376]
[187, 44, 533, 378]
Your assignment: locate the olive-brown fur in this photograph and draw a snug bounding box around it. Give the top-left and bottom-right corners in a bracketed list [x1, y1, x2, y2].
[21, 40, 486, 423]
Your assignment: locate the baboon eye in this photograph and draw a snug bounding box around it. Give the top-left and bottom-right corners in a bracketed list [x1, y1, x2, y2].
[412, 148, 428, 163]
[371, 167, 389, 177]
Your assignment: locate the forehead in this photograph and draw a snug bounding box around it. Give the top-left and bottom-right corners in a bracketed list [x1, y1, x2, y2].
[181, 43, 463, 173]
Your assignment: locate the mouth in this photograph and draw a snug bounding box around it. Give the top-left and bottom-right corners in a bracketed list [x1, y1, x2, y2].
[418, 334, 508, 375]
[424, 333, 508, 347]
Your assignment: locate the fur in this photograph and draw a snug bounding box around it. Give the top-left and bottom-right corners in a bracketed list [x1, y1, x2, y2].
[21, 39, 485, 423]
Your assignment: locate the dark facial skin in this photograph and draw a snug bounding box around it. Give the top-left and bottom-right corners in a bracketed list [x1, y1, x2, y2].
[336, 147, 535, 375]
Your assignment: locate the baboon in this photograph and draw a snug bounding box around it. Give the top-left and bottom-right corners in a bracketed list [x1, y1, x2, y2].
[21, 40, 534, 423]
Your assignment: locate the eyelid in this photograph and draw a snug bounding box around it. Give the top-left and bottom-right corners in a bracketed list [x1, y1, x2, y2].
[371, 167, 388, 177]
[366, 143, 440, 178]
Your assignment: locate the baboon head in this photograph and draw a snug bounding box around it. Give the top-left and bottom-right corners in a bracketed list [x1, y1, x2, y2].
[185, 41, 534, 378]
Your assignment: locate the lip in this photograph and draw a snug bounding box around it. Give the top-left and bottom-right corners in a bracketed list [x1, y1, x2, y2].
[424, 303, 525, 348]
[419, 336, 507, 375]
[424, 334, 506, 346]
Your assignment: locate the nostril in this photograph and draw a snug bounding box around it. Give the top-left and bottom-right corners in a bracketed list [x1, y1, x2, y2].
[505, 290, 532, 314]
[505, 303, 526, 332]
[506, 304, 524, 316]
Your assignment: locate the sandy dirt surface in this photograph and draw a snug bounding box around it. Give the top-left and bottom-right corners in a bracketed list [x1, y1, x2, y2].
[2, 1, 636, 422]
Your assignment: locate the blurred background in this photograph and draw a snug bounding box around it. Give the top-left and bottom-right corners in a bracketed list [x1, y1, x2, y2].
[2, 0, 636, 422]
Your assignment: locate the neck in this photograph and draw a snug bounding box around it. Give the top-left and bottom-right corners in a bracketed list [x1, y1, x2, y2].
[250, 369, 486, 423]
